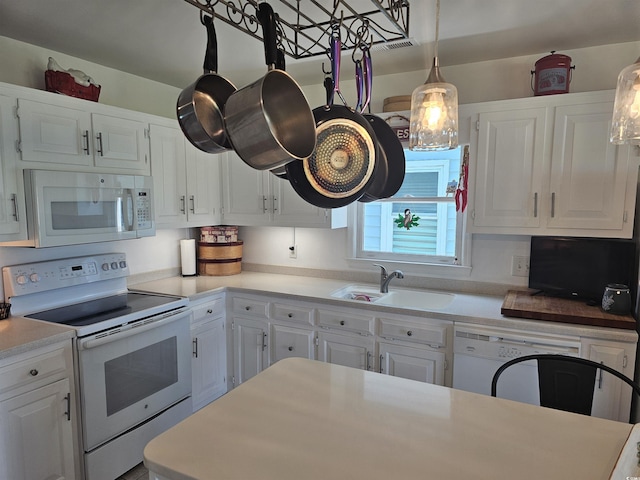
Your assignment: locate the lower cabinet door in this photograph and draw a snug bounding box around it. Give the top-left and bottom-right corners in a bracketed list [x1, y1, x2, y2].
[192, 317, 227, 411]
[0, 378, 76, 480]
[232, 317, 268, 386]
[317, 331, 374, 370]
[378, 342, 445, 386]
[270, 324, 315, 364]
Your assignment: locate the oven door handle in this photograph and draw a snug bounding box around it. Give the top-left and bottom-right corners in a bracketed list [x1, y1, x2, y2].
[77, 308, 189, 350]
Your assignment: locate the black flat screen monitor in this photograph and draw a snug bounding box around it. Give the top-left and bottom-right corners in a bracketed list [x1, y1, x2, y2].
[528, 236, 636, 302]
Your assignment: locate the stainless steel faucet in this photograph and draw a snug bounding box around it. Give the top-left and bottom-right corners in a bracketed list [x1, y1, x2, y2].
[374, 264, 404, 293]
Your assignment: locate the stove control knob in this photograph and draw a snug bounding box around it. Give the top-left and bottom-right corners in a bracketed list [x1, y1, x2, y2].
[16, 274, 28, 285]
[111, 262, 118, 270]
[29, 273, 40, 283]
[102, 263, 110, 271]
[119, 261, 127, 269]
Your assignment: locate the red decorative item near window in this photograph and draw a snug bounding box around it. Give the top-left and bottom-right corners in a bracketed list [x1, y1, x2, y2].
[45, 70, 101, 102]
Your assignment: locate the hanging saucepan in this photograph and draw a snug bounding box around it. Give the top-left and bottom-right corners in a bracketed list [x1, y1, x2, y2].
[285, 33, 379, 208]
[224, 2, 316, 171]
[177, 14, 237, 153]
[269, 47, 290, 179]
[358, 47, 405, 202]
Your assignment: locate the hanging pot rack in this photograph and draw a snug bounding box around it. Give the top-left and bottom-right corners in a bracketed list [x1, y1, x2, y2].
[182, 0, 410, 60]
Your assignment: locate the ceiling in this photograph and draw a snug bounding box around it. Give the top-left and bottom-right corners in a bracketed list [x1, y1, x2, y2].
[1, 0, 640, 89]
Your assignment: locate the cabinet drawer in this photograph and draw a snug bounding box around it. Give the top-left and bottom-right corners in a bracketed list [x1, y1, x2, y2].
[317, 309, 374, 335]
[379, 318, 447, 348]
[192, 297, 225, 324]
[231, 296, 269, 318]
[0, 345, 70, 395]
[270, 302, 314, 325]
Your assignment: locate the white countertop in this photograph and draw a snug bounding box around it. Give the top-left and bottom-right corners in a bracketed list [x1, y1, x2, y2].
[132, 271, 638, 341]
[144, 357, 634, 480]
[0, 316, 75, 360]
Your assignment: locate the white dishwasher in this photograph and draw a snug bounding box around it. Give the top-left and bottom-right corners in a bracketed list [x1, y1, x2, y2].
[452, 323, 581, 405]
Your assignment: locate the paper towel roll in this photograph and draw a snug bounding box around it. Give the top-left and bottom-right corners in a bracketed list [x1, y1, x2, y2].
[180, 239, 197, 276]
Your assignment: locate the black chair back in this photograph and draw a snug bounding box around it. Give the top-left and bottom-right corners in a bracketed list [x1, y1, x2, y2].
[490, 354, 640, 422]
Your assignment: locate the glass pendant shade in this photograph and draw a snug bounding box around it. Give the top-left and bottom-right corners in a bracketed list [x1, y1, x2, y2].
[610, 57, 640, 145]
[409, 57, 459, 151]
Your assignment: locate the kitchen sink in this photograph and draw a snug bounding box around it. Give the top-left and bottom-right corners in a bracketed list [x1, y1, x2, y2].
[374, 289, 454, 309]
[330, 285, 385, 302]
[330, 284, 455, 310]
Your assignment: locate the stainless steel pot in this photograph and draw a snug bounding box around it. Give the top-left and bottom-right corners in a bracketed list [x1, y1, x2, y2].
[177, 15, 236, 153]
[224, 2, 316, 170]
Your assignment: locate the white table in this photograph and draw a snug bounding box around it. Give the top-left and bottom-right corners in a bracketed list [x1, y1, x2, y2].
[144, 358, 634, 480]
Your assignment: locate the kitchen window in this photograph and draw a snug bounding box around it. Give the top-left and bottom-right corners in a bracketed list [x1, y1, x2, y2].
[351, 146, 468, 270]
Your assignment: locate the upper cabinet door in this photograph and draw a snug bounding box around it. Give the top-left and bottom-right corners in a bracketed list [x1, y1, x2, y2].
[17, 98, 92, 166]
[184, 145, 222, 226]
[548, 102, 632, 232]
[472, 107, 548, 229]
[0, 95, 25, 238]
[91, 113, 149, 172]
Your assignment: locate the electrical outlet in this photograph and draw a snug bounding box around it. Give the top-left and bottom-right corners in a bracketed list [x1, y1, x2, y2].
[511, 255, 530, 277]
[289, 245, 297, 259]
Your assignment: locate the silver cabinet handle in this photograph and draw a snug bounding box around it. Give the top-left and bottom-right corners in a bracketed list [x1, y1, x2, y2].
[29, 369, 38, 376]
[189, 195, 195, 213]
[272, 196, 277, 213]
[339, 320, 345, 326]
[192, 338, 199, 358]
[379, 354, 384, 373]
[262, 196, 268, 213]
[82, 130, 90, 154]
[287, 313, 293, 318]
[533, 192, 538, 218]
[65, 393, 71, 421]
[407, 330, 413, 337]
[366, 351, 371, 370]
[207, 309, 213, 314]
[10, 193, 18, 221]
[551, 192, 555, 218]
[262, 332, 268, 351]
[180, 195, 186, 213]
[96, 132, 104, 156]
[598, 361, 604, 389]
[288, 346, 294, 352]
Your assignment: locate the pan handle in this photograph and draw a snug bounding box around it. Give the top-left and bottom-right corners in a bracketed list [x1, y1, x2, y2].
[324, 76, 335, 107]
[257, 2, 278, 70]
[355, 59, 364, 112]
[362, 46, 373, 113]
[330, 33, 348, 106]
[202, 15, 218, 74]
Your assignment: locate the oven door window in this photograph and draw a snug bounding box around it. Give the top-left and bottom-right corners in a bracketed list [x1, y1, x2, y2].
[105, 337, 178, 416]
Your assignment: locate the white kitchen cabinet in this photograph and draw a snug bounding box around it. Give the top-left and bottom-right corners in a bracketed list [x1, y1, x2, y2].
[547, 102, 633, 232]
[0, 340, 78, 480]
[581, 338, 636, 423]
[150, 123, 222, 228]
[468, 90, 638, 238]
[16, 97, 150, 174]
[270, 324, 316, 364]
[232, 316, 269, 386]
[0, 94, 26, 241]
[317, 330, 375, 370]
[471, 106, 549, 229]
[221, 150, 347, 228]
[378, 342, 445, 385]
[377, 316, 451, 386]
[190, 295, 227, 412]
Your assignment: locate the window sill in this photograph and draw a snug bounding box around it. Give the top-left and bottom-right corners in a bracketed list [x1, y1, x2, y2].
[346, 257, 472, 279]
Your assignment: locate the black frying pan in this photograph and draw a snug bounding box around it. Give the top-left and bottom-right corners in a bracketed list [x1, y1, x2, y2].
[286, 33, 379, 208]
[358, 48, 405, 202]
[177, 15, 236, 153]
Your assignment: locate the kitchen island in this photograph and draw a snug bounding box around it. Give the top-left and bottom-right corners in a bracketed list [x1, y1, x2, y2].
[144, 358, 634, 480]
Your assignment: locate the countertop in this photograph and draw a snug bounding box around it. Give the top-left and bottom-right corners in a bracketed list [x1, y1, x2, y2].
[0, 316, 75, 361]
[131, 272, 638, 342]
[144, 357, 634, 480]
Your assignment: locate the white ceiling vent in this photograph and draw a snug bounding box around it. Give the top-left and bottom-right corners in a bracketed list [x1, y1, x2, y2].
[371, 37, 419, 52]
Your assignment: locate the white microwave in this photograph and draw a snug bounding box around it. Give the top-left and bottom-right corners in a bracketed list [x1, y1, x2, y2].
[23, 169, 155, 247]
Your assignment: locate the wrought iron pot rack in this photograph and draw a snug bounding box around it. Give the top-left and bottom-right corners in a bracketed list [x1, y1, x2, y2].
[182, 0, 410, 60]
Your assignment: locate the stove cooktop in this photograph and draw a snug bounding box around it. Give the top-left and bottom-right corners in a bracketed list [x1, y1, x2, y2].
[26, 292, 188, 336]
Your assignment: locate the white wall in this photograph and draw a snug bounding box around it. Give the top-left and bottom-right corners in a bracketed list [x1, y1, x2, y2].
[1, 36, 637, 294]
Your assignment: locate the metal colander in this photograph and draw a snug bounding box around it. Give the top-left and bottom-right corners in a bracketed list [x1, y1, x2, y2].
[303, 118, 376, 198]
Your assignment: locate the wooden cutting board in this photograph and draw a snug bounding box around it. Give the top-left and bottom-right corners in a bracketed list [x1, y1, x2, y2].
[501, 290, 636, 330]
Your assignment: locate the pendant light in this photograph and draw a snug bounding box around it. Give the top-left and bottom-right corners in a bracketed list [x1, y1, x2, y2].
[611, 56, 640, 145]
[409, 0, 458, 151]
